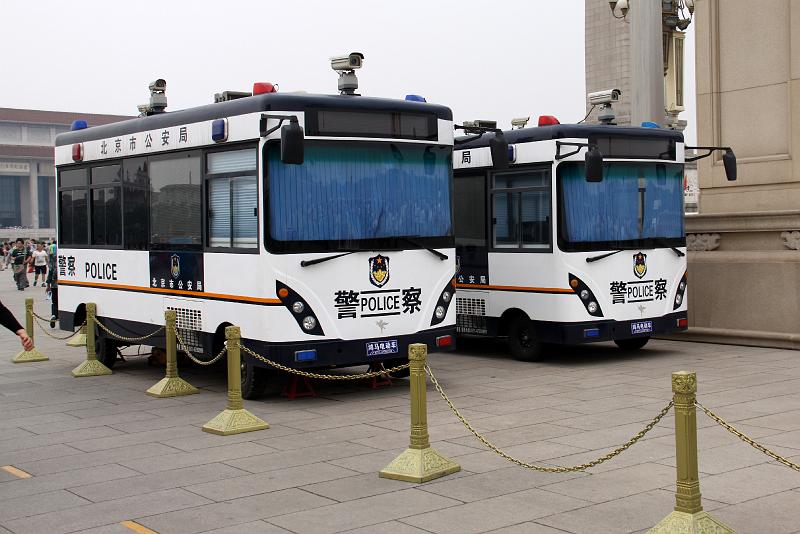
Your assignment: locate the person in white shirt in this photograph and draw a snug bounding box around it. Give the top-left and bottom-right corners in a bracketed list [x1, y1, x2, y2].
[31, 243, 48, 287]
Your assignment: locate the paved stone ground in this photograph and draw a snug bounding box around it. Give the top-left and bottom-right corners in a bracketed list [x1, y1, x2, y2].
[0, 277, 799, 534]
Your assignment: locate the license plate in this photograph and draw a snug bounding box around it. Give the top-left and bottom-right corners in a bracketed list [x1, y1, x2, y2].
[631, 321, 653, 335]
[366, 340, 399, 357]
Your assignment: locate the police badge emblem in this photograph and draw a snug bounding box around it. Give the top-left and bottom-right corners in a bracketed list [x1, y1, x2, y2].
[369, 255, 390, 288]
[633, 252, 647, 279]
[170, 254, 181, 279]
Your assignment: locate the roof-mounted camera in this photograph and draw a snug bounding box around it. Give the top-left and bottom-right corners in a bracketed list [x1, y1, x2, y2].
[331, 52, 364, 95]
[138, 78, 168, 116]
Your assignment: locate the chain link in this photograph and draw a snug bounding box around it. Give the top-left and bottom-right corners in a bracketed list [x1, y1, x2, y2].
[696, 401, 800, 472]
[426, 364, 673, 473]
[31, 315, 86, 340]
[173, 326, 227, 366]
[95, 318, 164, 343]
[241, 344, 410, 380]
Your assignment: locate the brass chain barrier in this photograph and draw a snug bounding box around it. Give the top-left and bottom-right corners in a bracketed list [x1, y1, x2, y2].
[426, 364, 674, 473]
[240, 344, 411, 380]
[174, 326, 227, 366]
[95, 318, 165, 344]
[30, 309, 86, 340]
[696, 401, 800, 473]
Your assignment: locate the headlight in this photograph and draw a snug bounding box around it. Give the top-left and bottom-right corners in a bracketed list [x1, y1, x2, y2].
[442, 291, 451, 303]
[587, 301, 598, 314]
[580, 289, 590, 301]
[679, 281, 686, 291]
[435, 305, 446, 319]
[302, 316, 317, 331]
[292, 301, 305, 314]
[675, 294, 683, 306]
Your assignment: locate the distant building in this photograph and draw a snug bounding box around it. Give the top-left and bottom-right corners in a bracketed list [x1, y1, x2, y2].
[0, 108, 131, 241]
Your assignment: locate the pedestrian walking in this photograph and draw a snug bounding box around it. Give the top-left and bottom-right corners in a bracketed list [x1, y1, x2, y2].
[10, 239, 31, 290]
[0, 299, 34, 352]
[32, 243, 48, 287]
[45, 251, 58, 328]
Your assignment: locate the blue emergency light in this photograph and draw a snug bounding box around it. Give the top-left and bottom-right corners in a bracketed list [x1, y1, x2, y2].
[70, 120, 88, 131]
[405, 94, 426, 102]
[212, 119, 228, 143]
[294, 349, 317, 362]
[641, 121, 660, 128]
[508, 144, 517, 164]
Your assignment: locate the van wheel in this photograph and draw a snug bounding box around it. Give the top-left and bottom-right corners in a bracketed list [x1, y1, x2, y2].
[96, 335, 120, 369]
[507, 316, 544, 362]
[241, 362, 269, 399]
[614, 337, 650, 350]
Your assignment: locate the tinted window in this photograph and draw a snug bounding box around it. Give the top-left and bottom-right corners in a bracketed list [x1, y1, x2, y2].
[60, 188, 88, 245]
[91, 165, 121, 184]
[123, 158, 148, 250]
[491, 169, 551, 250]
[59, 169, 86, 188]
[91, 187, 121, 246]
[150, 154, 202, 248]
[454, 174, 486, 247]
[207, 148, 258, 249]
[309, 110, 437, 140]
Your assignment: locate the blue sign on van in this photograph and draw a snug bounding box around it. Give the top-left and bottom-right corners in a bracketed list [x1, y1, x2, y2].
[366, 340, 399, 357]
[631, 321, 653, 335]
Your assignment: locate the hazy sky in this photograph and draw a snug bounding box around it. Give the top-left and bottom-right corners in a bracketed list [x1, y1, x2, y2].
[1, 0, 695, 143]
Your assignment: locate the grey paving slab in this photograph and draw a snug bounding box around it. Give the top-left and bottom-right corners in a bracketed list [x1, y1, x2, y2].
[199, 521, 291, 534]
[4, 487, 211, 534]
[187, 462, 358, 501]
[16, 441, 181, 476]
[119, 441, 274, 474]
[0, 463, 138, 500]
[137, 488, 335, 534]
[67, 424, 202, 452]
[301, 472, 417, 502]
[344, 521, 432, 533]
[401, 488, 590, 534]
[269, 488, 462, 534]
[712, 491, 800, 534]
[699, 463, 800, 505]
[541, 462, 676, 504]
[70, 462, 249, 502]
[0, 489, 91, 521]
[224, 441, 380, 474]
[0, 425, 124, 454]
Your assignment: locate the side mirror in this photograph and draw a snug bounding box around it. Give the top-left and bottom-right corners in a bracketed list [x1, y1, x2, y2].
[585, 146, 603, 182]
[281, 120, 304, 165]
[489, 131, 509, 170]
[723, 149, 737, 181]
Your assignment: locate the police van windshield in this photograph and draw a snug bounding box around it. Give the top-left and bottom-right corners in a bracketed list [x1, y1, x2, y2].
[557, 162, 684, 252]
[266, 141, 453, 253]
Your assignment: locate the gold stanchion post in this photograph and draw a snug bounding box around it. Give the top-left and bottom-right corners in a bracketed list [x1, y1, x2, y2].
[11, 298, 48, 363]
[379, 343, 460, 482]
[146, 310, 199, 398]
[202, 326, 268, 435]
[71, 303, 112, 377]
[66, 322, 87, 347]
[649, 372, 736, 533]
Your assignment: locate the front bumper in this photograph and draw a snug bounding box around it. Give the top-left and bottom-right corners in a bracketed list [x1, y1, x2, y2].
[532, 311, 688, 345]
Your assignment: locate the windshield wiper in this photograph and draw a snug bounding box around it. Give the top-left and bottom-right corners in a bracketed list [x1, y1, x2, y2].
[586, 249, 624, 263]
[652, 238, 686, 257]
[397, 236, 448, 261]
[300, 251, 357, 268]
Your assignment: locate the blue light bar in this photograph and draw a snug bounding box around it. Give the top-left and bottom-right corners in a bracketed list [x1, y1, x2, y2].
[294, 349, 317, 362]
[583, 328, 601, 338]
[641, 121, 660, 128]
[405, 94, 426, 102]
[212, 119, 227, 142]
[508, 144, 517, 163]
[70, 120, 88, 131]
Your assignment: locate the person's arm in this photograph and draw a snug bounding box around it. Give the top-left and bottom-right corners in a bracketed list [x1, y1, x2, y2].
[0, 300, 33, 351]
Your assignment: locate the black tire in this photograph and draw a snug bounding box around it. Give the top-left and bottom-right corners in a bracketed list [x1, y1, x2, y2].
[96, 335, 120, 369]
[507, 316, 544, 362]
[384, 357, 411, 379]
[241, 362, 269, 399]
[614, 336, 651, 350]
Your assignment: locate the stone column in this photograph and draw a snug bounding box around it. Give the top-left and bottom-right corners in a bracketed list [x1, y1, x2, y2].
[630, 0, 665, 126]
[28, 162, 39, 230]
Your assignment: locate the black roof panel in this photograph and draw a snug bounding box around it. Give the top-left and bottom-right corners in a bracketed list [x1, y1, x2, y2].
[456, 124, 684, 150]
[56, 93, 452, 146]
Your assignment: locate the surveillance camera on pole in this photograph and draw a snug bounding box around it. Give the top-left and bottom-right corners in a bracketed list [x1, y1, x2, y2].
[588, 89, 621, 124]
[138, 79, 168, 116]
[331, 52, 364, 95]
